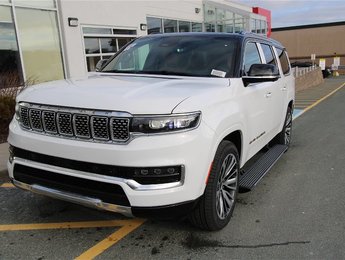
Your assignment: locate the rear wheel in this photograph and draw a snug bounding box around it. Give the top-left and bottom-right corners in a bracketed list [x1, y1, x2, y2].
[189, 140, 239, 231]
[276, 106, 292, 147]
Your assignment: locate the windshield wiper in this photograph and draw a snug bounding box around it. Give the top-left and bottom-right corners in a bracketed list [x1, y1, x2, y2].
[101, 70, 200, 77]
[101, 70, 138, 74]
[139, 70, 199, 77]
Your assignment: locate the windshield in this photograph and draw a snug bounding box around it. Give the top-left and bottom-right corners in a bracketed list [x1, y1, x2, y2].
[101, 35, 239, 77]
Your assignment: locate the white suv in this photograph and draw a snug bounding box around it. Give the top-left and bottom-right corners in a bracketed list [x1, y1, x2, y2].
[8, 33, 294, 230]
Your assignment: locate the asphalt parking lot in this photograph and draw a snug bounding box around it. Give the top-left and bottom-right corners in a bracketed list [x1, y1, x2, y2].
[1, 77, 345, 259]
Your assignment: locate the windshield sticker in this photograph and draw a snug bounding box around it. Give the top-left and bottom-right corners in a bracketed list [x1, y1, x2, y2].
[123, 43, 136, 51]
[211, 69, 226, 78]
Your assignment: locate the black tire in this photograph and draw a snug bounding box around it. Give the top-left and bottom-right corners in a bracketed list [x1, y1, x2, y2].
[189, 140, 239, 231]
[276, 106, 292, 147]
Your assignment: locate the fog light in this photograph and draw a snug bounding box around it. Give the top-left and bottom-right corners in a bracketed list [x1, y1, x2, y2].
[153, 169, 161, 175]
[140, 169, 149, 175]
[167, 168, 175, 174]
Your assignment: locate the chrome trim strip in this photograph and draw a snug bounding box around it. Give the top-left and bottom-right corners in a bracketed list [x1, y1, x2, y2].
[13, 157, 185, 191]
[20, 102, 133, 118]
[12, 179, 133, 217]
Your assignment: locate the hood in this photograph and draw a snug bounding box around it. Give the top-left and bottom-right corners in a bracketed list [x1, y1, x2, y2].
[17, 73, 229, 114]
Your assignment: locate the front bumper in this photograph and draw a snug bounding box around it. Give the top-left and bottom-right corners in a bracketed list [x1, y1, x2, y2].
[8, 119, 215, 213]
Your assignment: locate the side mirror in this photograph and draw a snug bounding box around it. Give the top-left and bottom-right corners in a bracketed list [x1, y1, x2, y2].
[95, 59, 109, 72]
[242, 64, 280, 86]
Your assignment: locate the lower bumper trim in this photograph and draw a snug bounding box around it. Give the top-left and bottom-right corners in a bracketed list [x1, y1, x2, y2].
[12, 179, 133, 217]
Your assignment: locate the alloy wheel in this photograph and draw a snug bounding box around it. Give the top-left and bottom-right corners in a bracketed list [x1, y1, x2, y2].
[216, 153, 238, 220]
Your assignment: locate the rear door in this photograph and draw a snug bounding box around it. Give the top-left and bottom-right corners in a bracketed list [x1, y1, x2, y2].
[259, 43, 286, 135]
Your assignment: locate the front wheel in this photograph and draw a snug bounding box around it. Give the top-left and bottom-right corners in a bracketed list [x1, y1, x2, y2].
[189, 140, 239, 231]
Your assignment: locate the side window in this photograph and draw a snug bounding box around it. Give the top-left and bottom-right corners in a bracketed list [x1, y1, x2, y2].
[276, 48, 291, 75]
[261, 44, 277, 66]
[243, 42, 262, 75]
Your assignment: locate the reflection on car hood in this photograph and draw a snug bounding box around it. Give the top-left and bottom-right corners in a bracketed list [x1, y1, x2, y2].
[17, 73, 230, 114]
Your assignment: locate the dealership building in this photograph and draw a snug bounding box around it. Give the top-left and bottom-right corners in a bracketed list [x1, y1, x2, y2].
[0, 0, 270, 84]
[272, 21, 345, 71]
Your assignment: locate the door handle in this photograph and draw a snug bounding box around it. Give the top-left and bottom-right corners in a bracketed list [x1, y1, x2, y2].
[265, 92, 272, 98]
[281, 85, 287, 91]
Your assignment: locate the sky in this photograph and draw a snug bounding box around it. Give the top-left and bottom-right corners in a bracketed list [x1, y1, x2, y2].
[235, 0, 345, 28]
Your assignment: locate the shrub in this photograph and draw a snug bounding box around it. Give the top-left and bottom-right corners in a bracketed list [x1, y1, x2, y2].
[0, 71, 33, 143]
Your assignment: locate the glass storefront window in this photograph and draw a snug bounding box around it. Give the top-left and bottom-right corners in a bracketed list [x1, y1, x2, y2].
[147, 17, 162, 34]
[205, 23, 215, 32]
[0, 5, 21, 86]
[83, 25, 137, 72]
[16, 7, 64, 83]
[84, 38, 100, 54]
[113, 29, 136, 35]
[234, 18, 244, 33]
[224, 20, 234, 33]
[225, 11, 233, 20]
[163, 19, 177, 33]
[217, 22, 225, 33]
[100, 38, 117, 53]
[15, 0, 55, 8]
[83, 27, 112, 35]
[261, 20, 266, 34]
[216, 9, 225, 21]
[255, 19, 261, 33]
[204, 4, 216, 23]
[179, 21, 190, 32]
[86, 56, 100, 72]
[251, 19, 256, 33]
[118, 37, 133, 49]
[192, 23, 202, 32]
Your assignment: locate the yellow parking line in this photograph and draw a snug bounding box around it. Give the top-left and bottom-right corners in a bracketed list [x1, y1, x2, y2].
[75, 218, 145, 259]
[303, 82, 345, 113]
[0, 219, 142, 231]
[294, 82, 345, 120]
[0, 183, 14, 188]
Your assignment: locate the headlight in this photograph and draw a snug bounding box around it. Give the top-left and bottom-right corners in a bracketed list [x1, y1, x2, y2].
[131, 112, 201, 134]
[15, 103, 20, 120]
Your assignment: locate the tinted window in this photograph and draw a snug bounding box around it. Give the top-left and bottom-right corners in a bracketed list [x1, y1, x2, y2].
[276, 48, 290, 75]
[243, 42, 261, 75]
[102, 36, 239, 77]
[261, 44, 277, 66]
[147, 17, 162, 34]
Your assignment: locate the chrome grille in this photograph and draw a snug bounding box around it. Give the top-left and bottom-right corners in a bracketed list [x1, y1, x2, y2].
[18, 104, 131, 143]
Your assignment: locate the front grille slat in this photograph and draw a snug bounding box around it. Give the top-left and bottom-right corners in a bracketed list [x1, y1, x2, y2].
[91, 116, 109, 140]
[57, 112, 73, 136]
[73, 114, 91, 138]
[29, 109, 43, 131]
[42, 111, 57, 134]
[19, 107, 30, 128]
[18, 104, 130, 143]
